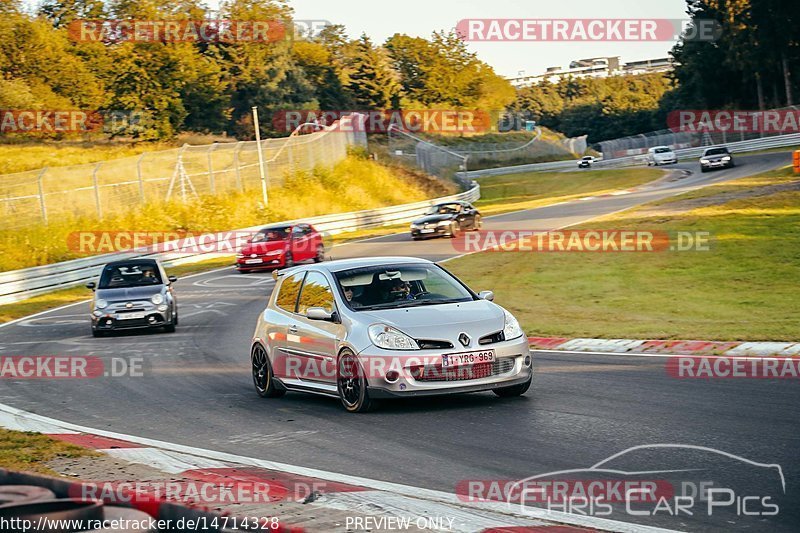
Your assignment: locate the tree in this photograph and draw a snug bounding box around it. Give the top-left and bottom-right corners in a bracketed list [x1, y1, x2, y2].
[346, 35, 399, 109]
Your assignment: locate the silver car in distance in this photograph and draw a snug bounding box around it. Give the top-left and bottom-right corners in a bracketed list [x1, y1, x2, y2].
[250, 257, 532, 412]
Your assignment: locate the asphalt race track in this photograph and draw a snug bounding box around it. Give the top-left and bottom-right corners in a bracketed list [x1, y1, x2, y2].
[1, 152, 798, 532]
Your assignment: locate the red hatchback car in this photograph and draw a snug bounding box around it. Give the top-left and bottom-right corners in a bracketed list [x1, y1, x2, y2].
[236, 223, 325, 273]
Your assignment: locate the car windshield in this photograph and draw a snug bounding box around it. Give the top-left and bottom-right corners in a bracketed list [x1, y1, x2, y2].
[425, 204, 460, 215]
[654, 147, 672, 153]
[704, 148, 729, 156]
[251, 227, 290, 243]
[98, 263, 162, 289]
[335, 264, 474, 310]
[582, 156, 593, 160]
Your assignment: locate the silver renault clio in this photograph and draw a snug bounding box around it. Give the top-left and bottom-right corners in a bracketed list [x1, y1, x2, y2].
[250, 257, 532, 412]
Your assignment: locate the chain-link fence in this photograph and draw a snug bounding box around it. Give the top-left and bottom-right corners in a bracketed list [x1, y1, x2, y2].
[0, 115, 367, 229]
[598, 105, 800, 159]
[387, 125, 586, 182]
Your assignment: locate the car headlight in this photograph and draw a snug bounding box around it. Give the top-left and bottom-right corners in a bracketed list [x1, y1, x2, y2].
[266, 250, 283, 256]
[236, 253, 244, 258]
[436, 220, 452, 226]
[502, 309, 523, 340]
[151, 294, 164, 305]
[722, 156, 731, 161]
[368, 324, 419, 350]
[700, 158, 709, 164]
[410, 223, 420, 229]
[94, 299, 107, 310]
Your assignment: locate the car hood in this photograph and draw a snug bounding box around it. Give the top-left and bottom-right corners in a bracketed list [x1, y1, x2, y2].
[703, 153, 729, 160]
[356, 300, 505, 342]
[412, 214, 454, 225]
[96, 285, 164, 302]
[240, 240, 288, 255]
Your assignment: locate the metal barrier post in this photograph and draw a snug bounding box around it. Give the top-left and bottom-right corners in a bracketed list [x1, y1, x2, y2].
[92, 162, 103, 219]
[207, 143, 217, 194]
[136, 153, 146, 203]
[37, 167, 48, 224]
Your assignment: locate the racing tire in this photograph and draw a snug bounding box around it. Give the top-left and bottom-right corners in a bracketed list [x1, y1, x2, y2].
[449, 221, 461, 239]
[493, 375, 532, 398]
[337, 349, 374, 413]
[91, 329, 105, 338]
[314, 244, 325, 263]
[252, 344, 285, 398]
[473, 215, 482, 230]
[284, 252, 295, 268]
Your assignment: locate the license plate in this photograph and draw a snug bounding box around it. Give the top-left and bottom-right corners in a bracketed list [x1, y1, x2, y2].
[420, 228, 435, 233]
[245, 258, 263, 264]
[117, 312, 145, 320]
[442, 350, 496, 368]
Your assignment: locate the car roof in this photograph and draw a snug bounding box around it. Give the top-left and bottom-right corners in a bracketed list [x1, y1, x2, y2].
[278, 256, 433, 277]
[104, 258, 159, 268]
[703, 146, 728, 153]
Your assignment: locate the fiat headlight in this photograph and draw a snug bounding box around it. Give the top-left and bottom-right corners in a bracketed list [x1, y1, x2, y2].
[502, 309, 523, 340]
[722, 156, 731, 161]
[700, 158, 710, 164]
[94, 299, 108, 310]
[151, 293, 164, 305]
[368, 324, 419, 350]
[437, 220, 452, 226]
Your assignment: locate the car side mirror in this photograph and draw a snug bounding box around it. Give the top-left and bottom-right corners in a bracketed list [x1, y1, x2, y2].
[306, 307, 334, 321]
[478, 290, 494, 301]
[168, 276, 177, 283]
[86, 282, 96, 290]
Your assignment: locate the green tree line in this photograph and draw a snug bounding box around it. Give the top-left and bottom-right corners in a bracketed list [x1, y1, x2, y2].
[0, 0, 514, 140]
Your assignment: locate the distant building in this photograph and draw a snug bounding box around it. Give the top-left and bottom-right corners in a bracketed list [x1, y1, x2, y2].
[508, 56, 672, 87]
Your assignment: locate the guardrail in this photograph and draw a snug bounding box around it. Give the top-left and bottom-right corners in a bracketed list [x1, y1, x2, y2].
[458, 132, 800, 179]
[0, 184, 480, 306]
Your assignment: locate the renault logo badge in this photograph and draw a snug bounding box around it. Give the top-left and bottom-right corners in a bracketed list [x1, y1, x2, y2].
[458, 332, 471, 347]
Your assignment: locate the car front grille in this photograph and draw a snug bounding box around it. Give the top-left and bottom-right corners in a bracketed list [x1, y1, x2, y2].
[411, 357, 516, 382]
[417, 339, 454, 350]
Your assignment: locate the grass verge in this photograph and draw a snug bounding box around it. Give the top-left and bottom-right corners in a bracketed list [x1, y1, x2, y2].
[0, 429, 97, 475]
[446, 165, 800, 341]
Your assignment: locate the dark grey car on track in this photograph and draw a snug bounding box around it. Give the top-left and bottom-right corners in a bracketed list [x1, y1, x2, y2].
[86, 259, 178, 336]
[410, 201, 482, 240]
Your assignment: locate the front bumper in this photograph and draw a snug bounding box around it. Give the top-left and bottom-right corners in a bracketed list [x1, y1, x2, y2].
[91, 303, 174, 331]
[358, 334, 532, 397]
[411, 225, 450, 238]
[236, 255, 285, 269]
[701, 160, 732, 169]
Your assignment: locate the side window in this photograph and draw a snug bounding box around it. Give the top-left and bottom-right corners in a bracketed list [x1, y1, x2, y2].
[297, 272, 335, 315]
[276, 273, 305, 312]
[292, 226, 304, 237]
